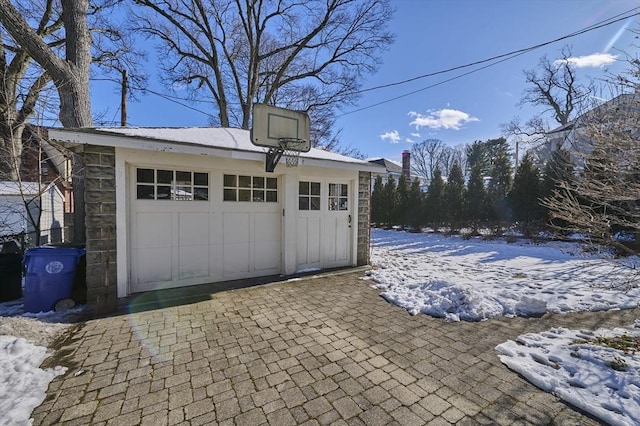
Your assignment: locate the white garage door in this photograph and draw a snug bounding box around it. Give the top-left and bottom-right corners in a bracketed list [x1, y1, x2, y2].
[130, 167, 281, 293]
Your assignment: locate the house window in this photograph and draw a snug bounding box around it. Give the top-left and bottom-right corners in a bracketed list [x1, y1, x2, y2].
[136, 168, 209, 201]
[328, 183, 348, 211]
[299, 181, 321, 210]
[223, 174, 278, 202]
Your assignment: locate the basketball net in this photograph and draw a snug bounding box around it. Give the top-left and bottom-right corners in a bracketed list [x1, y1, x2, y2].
[279, 138, 307, 167]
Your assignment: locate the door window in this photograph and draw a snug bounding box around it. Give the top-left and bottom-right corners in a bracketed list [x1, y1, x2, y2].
[299, 181, 321, 210]
[328, 183, 348, 211]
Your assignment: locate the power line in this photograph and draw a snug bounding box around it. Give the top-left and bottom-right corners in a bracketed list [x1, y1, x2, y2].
[90, 77, 216, 118]
[356, 7, 640, 95]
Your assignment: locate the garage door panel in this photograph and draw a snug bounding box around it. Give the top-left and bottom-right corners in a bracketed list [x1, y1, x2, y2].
[323, 216, 338, 262]
[179, 246, 210, 279]
[297, 216, 321, 267]
[223, 243, 250, 274]
[136, 247, 172, 283]
[254, 241, 280, 271]
[135, 213, 172, 248]
[179, 212, 209, 245]
[223, 212, 250, 244]
[254, 212, 280, 242]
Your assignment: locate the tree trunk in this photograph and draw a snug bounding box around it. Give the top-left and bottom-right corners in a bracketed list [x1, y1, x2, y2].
[0, 0, 93, 244]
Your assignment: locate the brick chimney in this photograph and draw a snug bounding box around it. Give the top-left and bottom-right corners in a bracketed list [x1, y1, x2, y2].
[402, 150, 410, 179]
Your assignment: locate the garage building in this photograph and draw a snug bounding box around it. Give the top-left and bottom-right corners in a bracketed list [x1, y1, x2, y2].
[49, 127, 381, 314]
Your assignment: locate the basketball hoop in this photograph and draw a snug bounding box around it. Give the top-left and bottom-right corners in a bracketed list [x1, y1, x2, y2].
[279, 138, 307, 167]
[250, 104, 311, 172]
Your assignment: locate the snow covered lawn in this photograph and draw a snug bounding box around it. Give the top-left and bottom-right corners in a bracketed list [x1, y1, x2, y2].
[368, 228, 640, 321]
[369, 228, 640, 424]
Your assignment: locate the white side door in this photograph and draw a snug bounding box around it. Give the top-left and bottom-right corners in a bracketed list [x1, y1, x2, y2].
[296, 180, 322, 270]
[323, 181, 352, 268]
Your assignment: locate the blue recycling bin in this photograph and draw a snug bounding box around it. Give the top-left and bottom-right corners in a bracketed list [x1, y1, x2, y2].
[23, 246, 86, 313]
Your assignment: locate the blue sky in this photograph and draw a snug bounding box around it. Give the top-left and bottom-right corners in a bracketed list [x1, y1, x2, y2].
[90, 0, 639, 164]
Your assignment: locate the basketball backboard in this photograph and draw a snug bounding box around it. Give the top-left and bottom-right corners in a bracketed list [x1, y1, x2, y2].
[251, 104, 311, 152]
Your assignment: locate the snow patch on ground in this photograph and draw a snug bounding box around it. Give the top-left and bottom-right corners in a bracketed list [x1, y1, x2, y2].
[497, 325, 640, 426]
[0, 336, 67, 426]
[0, 299, 84, 425]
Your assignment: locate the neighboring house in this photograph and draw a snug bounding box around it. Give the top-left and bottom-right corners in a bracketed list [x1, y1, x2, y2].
[368, 150, 429, 189]
[49, 127, 384, 314]
[14, 127, 75, 239]
[0, 181, 65, 246]
[544, 92, 640, 163]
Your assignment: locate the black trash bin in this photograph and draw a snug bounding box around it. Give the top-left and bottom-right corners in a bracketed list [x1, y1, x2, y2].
[0, 252, 22, 302]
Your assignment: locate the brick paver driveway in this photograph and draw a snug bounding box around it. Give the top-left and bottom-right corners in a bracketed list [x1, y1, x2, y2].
[33, 271, 636, 425]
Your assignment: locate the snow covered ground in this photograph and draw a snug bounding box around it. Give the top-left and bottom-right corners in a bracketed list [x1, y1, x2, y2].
[0, 300, 83, 426]
[497, 325, 640, 426]
[368, 229, 640, 321]
[369, 229, 640, 424]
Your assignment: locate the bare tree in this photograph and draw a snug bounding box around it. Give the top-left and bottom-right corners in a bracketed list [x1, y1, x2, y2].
[502, 46, 595, 162]
[0, 0, 92, 128]
[0, 0, 94, 242]
[411, 139, 445, 181]
[542, 92, 640, 257]
[0, 1, 64, 180]
[522, 46, 593, 127]
[132, 0, 393, 148]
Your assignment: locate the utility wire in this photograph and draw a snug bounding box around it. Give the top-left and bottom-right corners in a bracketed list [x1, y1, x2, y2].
[356, 7, 640, 95]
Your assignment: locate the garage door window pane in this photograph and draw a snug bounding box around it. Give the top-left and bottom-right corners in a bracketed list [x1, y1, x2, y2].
[194, 172, 208, 186]
[310, 197, 320, 210]
[311, 182, 320, 196]
[299, 197, 309, 210]
[223, 174, 236, 187]
[223, 188, 236, 201]
[176, 171, 191, 186]
[267, 178, 277, 190]
[137, 168, 154, 183]
[239, 175, 251, 188]
[253, 176, 265, 188]
[266, 191, 277, 202]
[253, 190, 265, 202]
[194, 187, 209, 201]
[157, 185, 171, 199]
[157, 169, 173, 184]
[175, 186, 192, 200]
[299, 181, 310, 195]
[239, 189, 251, 201]
[137, 185, 154, 199]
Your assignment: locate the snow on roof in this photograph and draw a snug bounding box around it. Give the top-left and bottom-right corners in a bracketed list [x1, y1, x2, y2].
[51, 127, 382, 170]
[367, 158, 402, 173]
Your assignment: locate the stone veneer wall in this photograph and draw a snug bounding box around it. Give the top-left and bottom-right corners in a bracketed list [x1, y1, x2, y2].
[83, 145, 118, 315]
[357, 171, 371, 266]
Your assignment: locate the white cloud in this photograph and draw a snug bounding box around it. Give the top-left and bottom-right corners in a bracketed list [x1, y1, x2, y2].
[380, 130, 401, 143]
[555, 53, 617, 68]
[408, 109, 479, 130]
[410, 132, 421, 138]
[406, 138, 415, 143]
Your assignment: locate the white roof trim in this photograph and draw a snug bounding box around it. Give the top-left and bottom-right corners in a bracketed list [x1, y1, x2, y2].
[49, 127, 385, 173]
